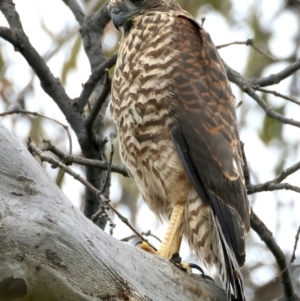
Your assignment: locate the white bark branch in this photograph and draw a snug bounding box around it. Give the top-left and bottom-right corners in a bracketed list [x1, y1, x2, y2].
[0, 121, 227, 301]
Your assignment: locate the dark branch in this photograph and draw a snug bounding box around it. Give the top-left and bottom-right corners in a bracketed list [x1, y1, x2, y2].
[0, 26, 17, 45]
[76, 53, 117, 110]
[39, 140, 129, 177]
[252, 59, 300, 87]
[291, 226, 300, 264]
[121, 230, 162, 243]
[253, 86, 300, 106]
[247, 161, 300, 194]
[225, 62, 300, 129]
[0, 109, 72, 155]
[251, 212, 296, 300]
[217, 38, 275, 61]
[91, 1, 111, 32]
[242, 142, 298, 300]
[0, 2, 72, 119]
[100, 142, 114, 194]
[61, 0, 85, 25]
[0, 0, 24, 29]
[85, 69, 111, 129]
[63, 0, 113, 226]
[247, 182, 300, 194]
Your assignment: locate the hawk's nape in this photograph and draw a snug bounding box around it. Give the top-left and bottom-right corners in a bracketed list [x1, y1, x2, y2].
[108, 0, 250, 300]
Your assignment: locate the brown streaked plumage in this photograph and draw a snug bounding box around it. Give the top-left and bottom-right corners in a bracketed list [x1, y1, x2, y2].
[108, 0, 250, 300]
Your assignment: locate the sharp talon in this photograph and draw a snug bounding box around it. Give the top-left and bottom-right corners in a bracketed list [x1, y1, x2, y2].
[169, 255, 215, 283]
[201, 274, 215, 283]
[135, 241, 142, 247]
[188, 265, 215, 283]
[188, 263, 204, 275]
[188, 263, 215, 283]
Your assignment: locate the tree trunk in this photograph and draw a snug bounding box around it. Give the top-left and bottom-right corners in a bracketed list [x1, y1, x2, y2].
[0, 121, 227, 301]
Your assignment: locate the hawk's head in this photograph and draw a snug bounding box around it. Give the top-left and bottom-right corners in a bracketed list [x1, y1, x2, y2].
[108, 0, 179, 31]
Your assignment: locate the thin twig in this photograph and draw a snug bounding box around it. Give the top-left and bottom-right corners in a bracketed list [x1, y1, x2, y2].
[0, 29, 72, 120]
[217, 38, 276, 61]
[247, 161, 300, 194]
[28, 137, 156, 250]
[236, 100, 243, 109]
[39, 140, 129, 177]
[291, 226, 300, 264]
[0, 108, 72, 155]
[85, 69, 111, 129]
[277, 225, 300, 278]
[224, 61, 300, 129]
[247, 183, 300, 194]
[121, 230, 162, 243]
[253, 86, 300, 106]
[76, 53, 117, 110]
[252, 58, 300, 87]
[241, 142, 251, 187]
[107, 206, 157, 251]
[101, 141, 114, 194]
[141, 230, 161, 243]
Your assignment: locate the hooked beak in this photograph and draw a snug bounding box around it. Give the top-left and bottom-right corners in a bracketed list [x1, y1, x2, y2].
[109, 2, 139, 31]
[110, 7, 127, 30]
[110, 7, 131, 31]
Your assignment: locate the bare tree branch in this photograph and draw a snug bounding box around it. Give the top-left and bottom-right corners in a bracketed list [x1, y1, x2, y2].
[217, 38, 276, 61]
[0, 0, 24, 29]
[100, 141, 113, 194]
[247, 161, 300, 194]
[121, 230, 162, 243]
[38, 140, 130, 177]
[291, 226, 300, 264]
[0, 4, 72, 120]
[253, 86, 300, 106]
[0, 108, 72, 155]
[224, 62, 300, 128]
[61, 0, 85, 24]
[248, 182, 300, 194]
[85, 69, 111, 129]
[0, 0, 114, 228]
[252, 59, 300, 87]
[76, 54, 116, 110]
[251, 212, 296, 301]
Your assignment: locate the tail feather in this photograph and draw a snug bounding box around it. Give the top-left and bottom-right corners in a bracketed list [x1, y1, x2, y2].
[185, 195, 246, 300]
[216, 218, 246, 301]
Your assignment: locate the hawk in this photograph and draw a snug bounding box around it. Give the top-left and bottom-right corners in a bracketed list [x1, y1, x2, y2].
[108, 0, 250, 300]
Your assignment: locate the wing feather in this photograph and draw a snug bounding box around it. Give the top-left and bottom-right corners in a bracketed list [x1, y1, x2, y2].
[171, 15, 250, 266]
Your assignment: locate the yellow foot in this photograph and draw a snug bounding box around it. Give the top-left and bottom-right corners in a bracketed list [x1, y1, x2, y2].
[139, 241, 157, 254]
[157, 203, 185, 258]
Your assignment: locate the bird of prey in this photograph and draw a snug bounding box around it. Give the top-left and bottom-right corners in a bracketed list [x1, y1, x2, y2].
[108, 0, 250, 300]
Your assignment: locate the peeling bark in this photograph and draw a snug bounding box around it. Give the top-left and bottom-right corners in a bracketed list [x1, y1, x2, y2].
[0, 121, 227, 301]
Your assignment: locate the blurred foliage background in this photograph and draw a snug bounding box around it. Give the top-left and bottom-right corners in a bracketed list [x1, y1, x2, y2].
[0, 0, 300, 300]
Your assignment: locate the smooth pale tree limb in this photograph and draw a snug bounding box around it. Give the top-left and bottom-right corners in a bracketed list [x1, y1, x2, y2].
[0, 121, 227, 301]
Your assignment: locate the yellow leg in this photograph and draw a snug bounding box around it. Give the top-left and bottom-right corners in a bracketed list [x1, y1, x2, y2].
[157, 203, 185, 258]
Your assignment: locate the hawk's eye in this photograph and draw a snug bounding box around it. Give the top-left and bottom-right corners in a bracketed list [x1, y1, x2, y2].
[131, 0, 144, 4]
